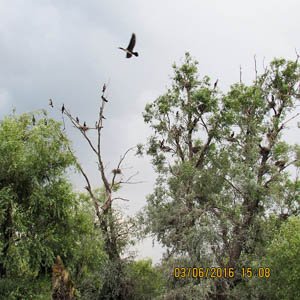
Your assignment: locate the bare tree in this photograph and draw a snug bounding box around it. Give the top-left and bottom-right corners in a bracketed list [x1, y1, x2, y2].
[53, 84, 140, 299]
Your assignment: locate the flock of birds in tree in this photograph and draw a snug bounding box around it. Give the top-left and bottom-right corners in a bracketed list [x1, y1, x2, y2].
[41, 33, 139, 132]
[32, 33, 286, 171]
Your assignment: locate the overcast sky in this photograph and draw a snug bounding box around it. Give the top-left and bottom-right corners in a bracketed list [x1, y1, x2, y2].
[0, 0, 299, 263]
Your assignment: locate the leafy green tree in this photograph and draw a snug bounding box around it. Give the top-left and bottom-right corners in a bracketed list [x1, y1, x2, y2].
[249, 216, 300, 300]
[0, 112, 75, 277]
[123, 259, 165, 299]
[140, 53, 300, 299]
[0, 112, 106, 299]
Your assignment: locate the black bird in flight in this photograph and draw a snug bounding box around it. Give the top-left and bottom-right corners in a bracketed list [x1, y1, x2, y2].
[119, 33, 139, 58]
[49, 99, 53, 108]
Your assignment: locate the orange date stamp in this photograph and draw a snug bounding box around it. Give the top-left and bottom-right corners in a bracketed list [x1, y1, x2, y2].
[173, 267, 270, 279]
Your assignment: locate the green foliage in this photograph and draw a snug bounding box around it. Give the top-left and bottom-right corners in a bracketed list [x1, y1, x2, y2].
[124, 259, 165, 300]
[0, 112, 107, 299]
[141, 53, 300, 299]
[251, 217, 300, 300]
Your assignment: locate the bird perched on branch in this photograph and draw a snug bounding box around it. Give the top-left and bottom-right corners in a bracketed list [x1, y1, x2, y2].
[119, 33, 139, 58]
[102, 83, 106, 93]
[227, 132, 235, 142]
[81, 122, 88, 132]
[268, 95, 276, 109]
[76, 117, 79, 123]
[259, 144, 270, 157]
[275, 160, 286, 169]
[61, 104, 65, 114]
[198, 103, 207, 114]
[32, 115, 36, 126]
[49, 99, 53, 108]
[101, 95, 108, 103]
[213, 79, 218, 89]
[192, 145, 201, 154]
[112, 168, 122, 175]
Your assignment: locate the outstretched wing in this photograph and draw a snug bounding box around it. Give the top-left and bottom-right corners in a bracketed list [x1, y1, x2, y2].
[127, 33, 136, 51]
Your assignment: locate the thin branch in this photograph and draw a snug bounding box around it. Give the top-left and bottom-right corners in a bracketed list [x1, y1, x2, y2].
[223, 176, 245, 198]
[281, 112, 300, 128]
[63, 137, 102, 219]
[112, 197, 130, 202]
[239, 65, 242, 84]
[254, 55, 258, 81]
[111, 146, 136, 187]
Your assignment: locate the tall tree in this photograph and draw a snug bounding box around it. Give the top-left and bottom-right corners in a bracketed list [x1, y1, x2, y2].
[61, 85, 138, 299]
[140, 53, 300, 298]
[0, 112, 76, 278]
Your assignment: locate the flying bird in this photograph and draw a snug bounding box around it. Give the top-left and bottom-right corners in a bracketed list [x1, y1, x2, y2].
[61, 104, 65, 114]
[119, 33, 139, 58]
[49, 99, 53, 108]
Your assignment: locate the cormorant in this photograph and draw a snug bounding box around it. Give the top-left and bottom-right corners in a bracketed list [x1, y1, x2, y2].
[101, 95, 108, 103]
[119, 33, 139, 58]
[102, 83, 106, 93]
[49, 99, 53, 108]
[213, 79, 218, 89]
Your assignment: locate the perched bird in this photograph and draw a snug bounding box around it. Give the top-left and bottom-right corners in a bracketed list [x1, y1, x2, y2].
[61, 104, 65, 114]
[49, 99, 53, 108]
[268, 95, 276, 109]
[213, 79, 218, 89]
[82, 122, 88, 132]
[275, 160, 285, 169]
[101, 115, 106, 119]
[95, 121, 98, 128]
[192, 145, 201, 154]
[259, 144, 270, 157]
[101, 95, 108, 103]
[32, 115, 36, 126]
[112, 168, 122, 175]
[102, 83, 106, 93]
[160, 139, 172, 152]
[160, 140, 165, 149]
[227, 132, 235, 142]
[119, 33, 139, 58]
[198, 103, 206, 114]
[76, 117, 80, 123]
